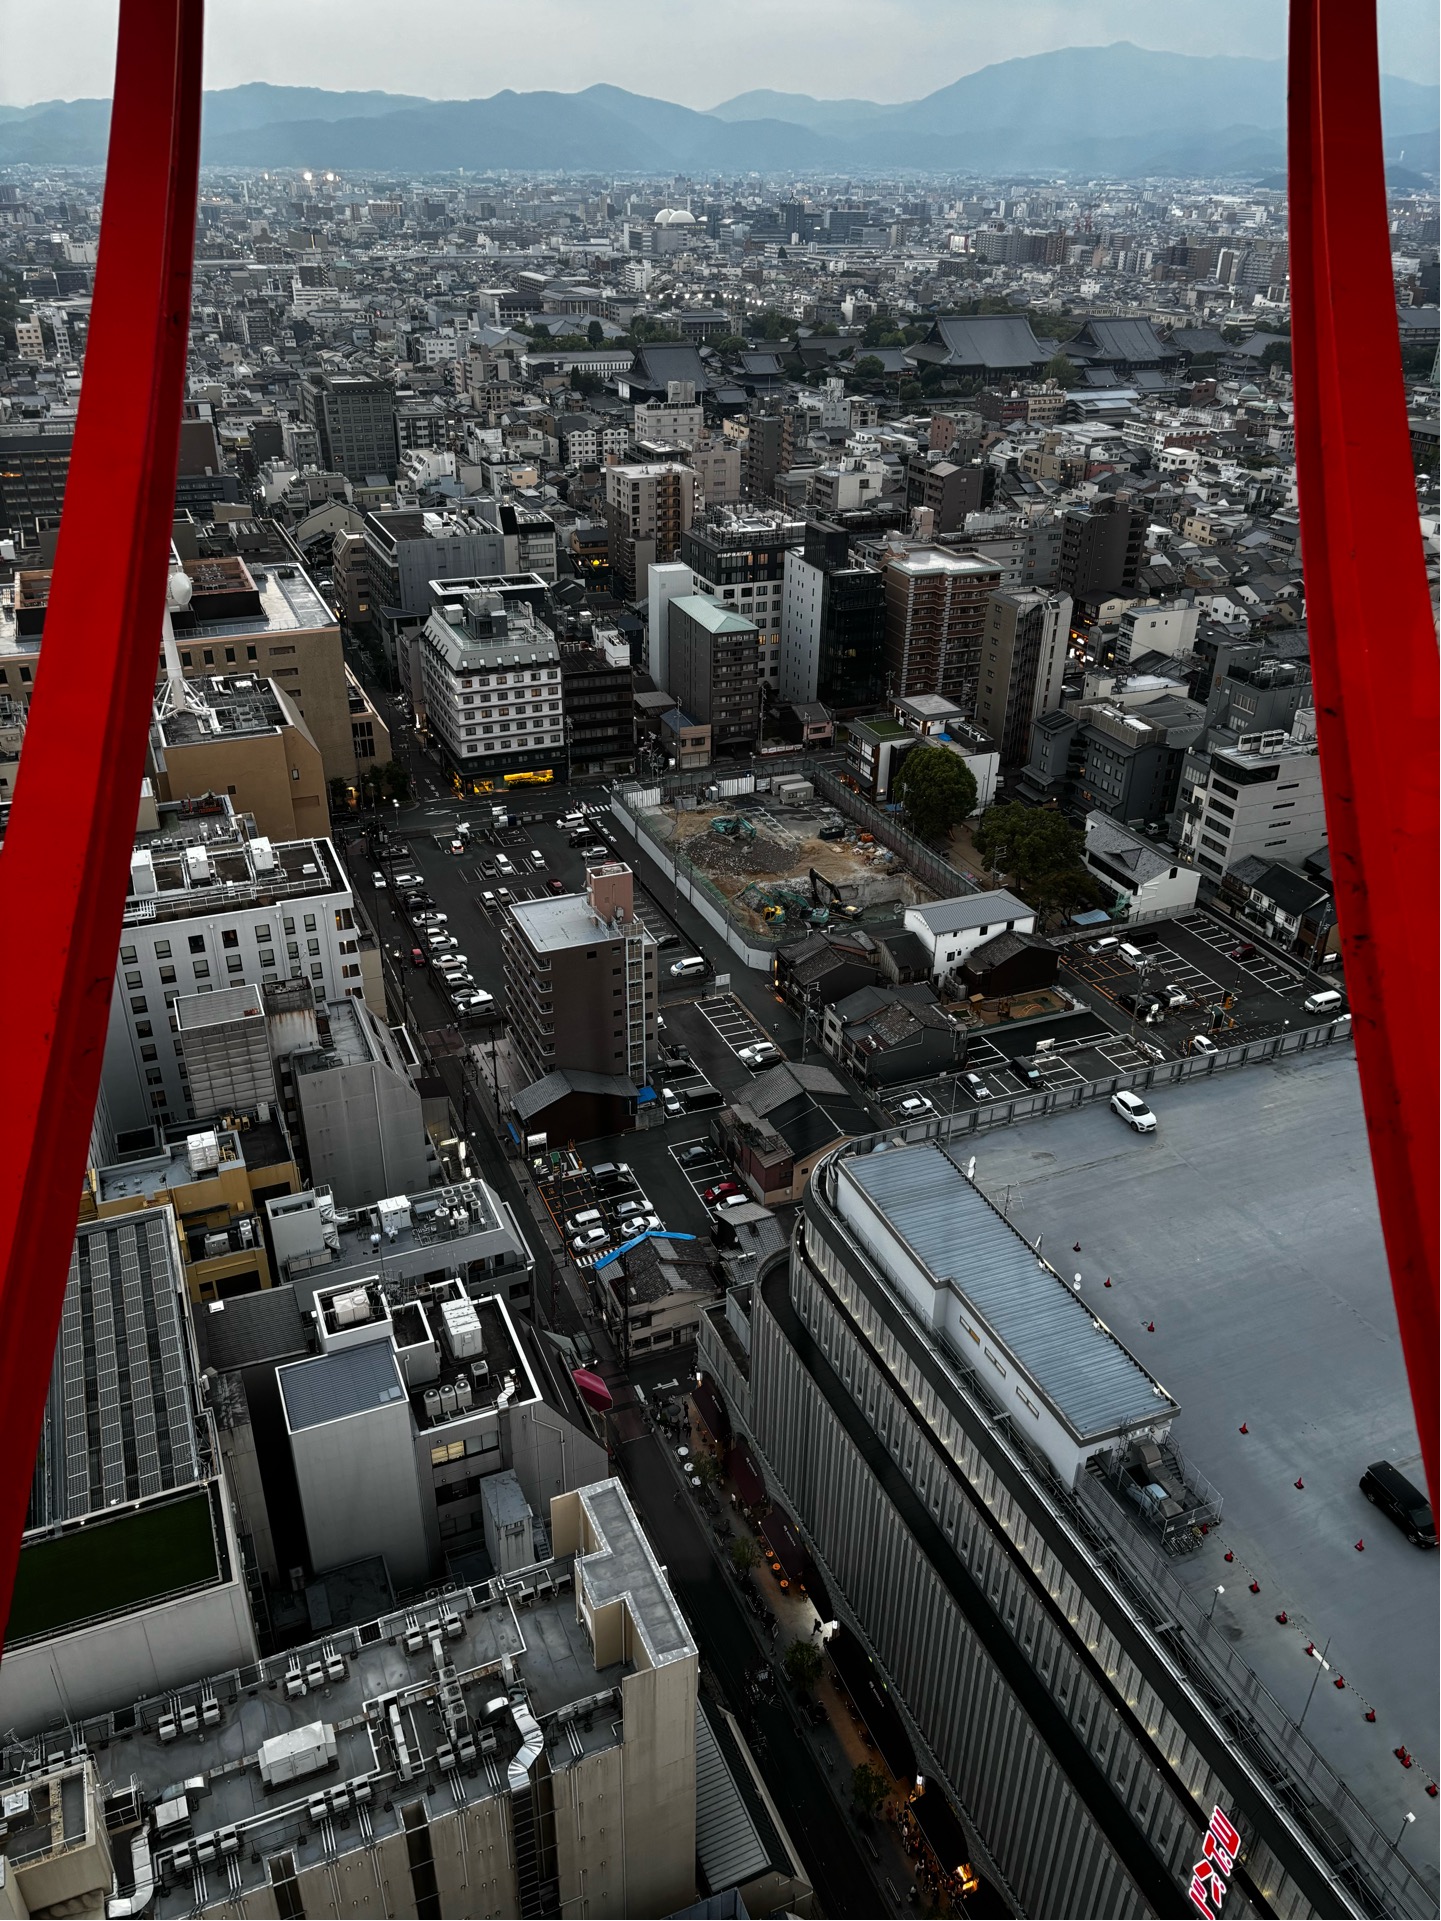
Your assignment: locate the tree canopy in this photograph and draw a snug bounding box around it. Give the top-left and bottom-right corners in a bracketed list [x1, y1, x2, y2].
[783, 1637, 824, 1694]
[1043, 351, 1080, 389]
[972, 802, 1101, 917]
[892, 746, 979, 842]
[853, 354, 886, 380]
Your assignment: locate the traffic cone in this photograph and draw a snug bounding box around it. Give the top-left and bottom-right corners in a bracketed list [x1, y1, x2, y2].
[1294, 1478, 1305, 1489]
[1239, 1423, 1248, 1433]
[1304, 1641, 1315, 1655]
[1073, 1242, 1082, 1252]
[1224, 1551, 1234, 1563]
[1355, 1538, 1365, 1552]
[1426, 1783, 1437, 1799]
[1275, 1611, 1288, 1624]
[1104, 1277, 1112, 1287]
[1249, 1581, 1261, 1594]
[1395, 1747, 1413, 1767]
[1146, 1321, 1155, 1333]
[1365, 1710, 1376, 1722]
[1334, 1675, 1345, 1690]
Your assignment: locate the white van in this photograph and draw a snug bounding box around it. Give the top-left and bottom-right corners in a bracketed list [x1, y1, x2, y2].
[1303, 988, 1345, 1016]
[1118, 942, 1146, 966]
[1088, 936, 1120, 955]
[670, 956, 707, 977]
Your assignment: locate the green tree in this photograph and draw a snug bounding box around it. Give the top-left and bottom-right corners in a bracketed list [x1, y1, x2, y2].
[893, 746, 979, 842]
[586, 318, 604, 346]
[851, 1761, 890, 1819]
[854, 355, 885, 380]
[783, 1636, 824, 1694]
[1043, 351, 1080, 388]
[711, 333, 749, 353]
[729, 1534, 759, 1577]
[973, 802, 1099, 916]
[815, 321, 839, 337]
[755, 309, 792, 341]
[380, 759, 412, 806]
[329, 775, 351, 810]
[694, 1449, 721, 1489]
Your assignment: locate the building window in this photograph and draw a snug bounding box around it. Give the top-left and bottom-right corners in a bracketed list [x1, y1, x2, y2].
[120, 946, 137, 964]
[222, 928, 239, 948]
[124, 969, 142, 989]
[130, 996, 148, 1014]
[303, 914, 316, 932]
[259, 949, 275, 966]
[310, 962, 324, 979]
[255, 925, 271, 942]
[188, 935, 206, 954]
[287, 941, 299, 960]
[135, 1021, 153, 1038]
[194, 961, 210, 979]
[154, 939, 171, 959]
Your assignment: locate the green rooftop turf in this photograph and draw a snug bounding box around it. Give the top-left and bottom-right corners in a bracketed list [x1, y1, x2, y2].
[6, 1492, 218, 1644]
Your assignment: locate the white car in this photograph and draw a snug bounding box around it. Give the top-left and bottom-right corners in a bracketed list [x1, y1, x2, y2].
[371, 870, 386, 888]
[435, 956, 471, 978]
[392, 871, 423, 890]
[663, 1088, 686, 1117]
[1111, 1089, 1157, 1133]
[495, 855, 515, 875]
[617, 1213, 662, 1235]
[895, 1094, 935, 1119]
[527, 849, 543, 867]
[454, 990, 495, 1013]
[413, 910, 448, 927]
[571, 1226, 610, 1255]
[1190, 1034, 1220, 1057]
[426, 933, 460, 955]
[480, 890, 497, 909]
[963, 1072, 993, 1101]
[736, 1042, 780, 1069]
[713, 1193, 750, 1213]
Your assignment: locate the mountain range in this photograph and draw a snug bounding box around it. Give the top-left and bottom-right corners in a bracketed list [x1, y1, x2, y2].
[0, 44, 1435, 178]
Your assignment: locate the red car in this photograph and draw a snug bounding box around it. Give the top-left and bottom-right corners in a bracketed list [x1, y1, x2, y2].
[409, 947, 426, 968]
[1228, 942, 1258, 961]
[548, 877, 567, 895]
[703, 1181, 741, 1206]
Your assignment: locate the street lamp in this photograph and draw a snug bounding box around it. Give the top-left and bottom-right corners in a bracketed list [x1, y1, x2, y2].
[1207, 1584, 1225, 1621]
[1298, 1637, 1331, 1728]
[1397, 1812, 1416, 1850]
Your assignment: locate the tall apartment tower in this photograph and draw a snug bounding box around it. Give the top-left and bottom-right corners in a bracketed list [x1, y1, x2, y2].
[300, 371, 399, 482]
[779, 521, 887, 713]
[973, 586, 1074, 765]
[882, 548, 1003, 713]
[1057, 496, 1146, 608]
[667, 595, 762, 750]
[702, 1141, 1371, 1920]
[502, 864, 657, 1088]
[603, 460, 699, 601]
[743, 405, 799, 503]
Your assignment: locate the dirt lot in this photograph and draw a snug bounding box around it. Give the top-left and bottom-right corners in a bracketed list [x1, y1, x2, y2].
[648, 803, 933, 933]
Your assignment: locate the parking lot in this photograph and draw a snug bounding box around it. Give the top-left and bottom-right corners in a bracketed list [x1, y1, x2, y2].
[668, 1136, 732, 1206]
[1060, 911, 1333, 1053]
[531, 1148, 669, 1269]
[695, 992, 783, 1069]
[875, 1015, 1145, 1122]
[963, 1050, 1438, 1882]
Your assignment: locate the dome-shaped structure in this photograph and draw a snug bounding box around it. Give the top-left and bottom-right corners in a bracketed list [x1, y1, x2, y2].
[1237, 383, 1262, 400]
[654, 207, 696, 226]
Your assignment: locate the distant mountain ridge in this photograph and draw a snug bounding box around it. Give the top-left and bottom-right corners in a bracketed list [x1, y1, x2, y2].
[0, 44, 1434, 176]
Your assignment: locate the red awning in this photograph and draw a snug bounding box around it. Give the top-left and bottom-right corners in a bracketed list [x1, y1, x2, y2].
[761, 1509, 806, 1585]
[693, 1373, 731, 1446]
[727, 1441, 766, 1509]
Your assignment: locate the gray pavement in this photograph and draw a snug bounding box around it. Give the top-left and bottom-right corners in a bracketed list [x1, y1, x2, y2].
[966, 1048, 1440, 1887]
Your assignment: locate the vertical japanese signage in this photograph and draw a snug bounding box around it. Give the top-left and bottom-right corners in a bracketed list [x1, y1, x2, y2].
[1188, 1805, 1241, 1919]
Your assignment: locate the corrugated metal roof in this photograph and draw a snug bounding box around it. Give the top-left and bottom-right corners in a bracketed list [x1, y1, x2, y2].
[694, 1703, 771, 1895]
[278, 1342, 406, 1432]
[842, 1143, 1176, 1440]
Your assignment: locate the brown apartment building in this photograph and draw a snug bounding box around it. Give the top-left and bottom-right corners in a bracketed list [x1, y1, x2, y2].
[603, 461, 699, 601]
[883, 547, 1003, 713]
[149, 674, 331, 841]
[501, 863, 657, 1088]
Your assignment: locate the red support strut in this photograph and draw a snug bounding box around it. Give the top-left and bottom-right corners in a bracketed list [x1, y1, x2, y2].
[0, 0, 204, 1650]
[1288, 3, 1440, 1507]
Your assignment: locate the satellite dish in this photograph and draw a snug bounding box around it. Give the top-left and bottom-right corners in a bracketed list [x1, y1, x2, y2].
[166, 569, 194, 614]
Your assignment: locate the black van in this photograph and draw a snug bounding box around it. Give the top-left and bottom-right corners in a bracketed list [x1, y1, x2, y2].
[1359, 1461, 1436, 1546]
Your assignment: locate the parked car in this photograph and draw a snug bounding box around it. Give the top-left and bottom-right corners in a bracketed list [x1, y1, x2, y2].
[1158, 984, 1190, 1008]
[663, 1088, 687, 1117]
[496, 888, 513, 905]
[681, 1144, 711, 1165]
[1110, 1090, 1157, 1133]
[409, 947, 425, 969]
[448, 838, 467, 855]
[963, 1072, 993, 1100]
[1228, 941, 1258, 962]
[478, 859, 498, 879]
[714, 1193, 750, 1213]
[567, 828, 594, 847]
[1016, 1061, 1044, 1088]
[703, 1181, 742, 1206]
[618, 1213, 662, 1235]
[736, 1041, 780, 1069]
[1190, 1034, 1220, 1057]
[371, 869, 386, 887]
[480, 890, 497, 909]
[1359, 1461, 1436, 1546]
[548, 877, 567, 895]
[895, 1094, 935, 1119]
[392, 870, 423, 889]
[495, 855, 515, 875]
[577, 842, 609, 861]
[528, 849, 543, 867]
[613, 1199, 650, 1220]
[412, 909, 447, 927]
[454, 990, 496, 1014]
[425, 933, 459, 955]
[571, 1226, 611, 1256]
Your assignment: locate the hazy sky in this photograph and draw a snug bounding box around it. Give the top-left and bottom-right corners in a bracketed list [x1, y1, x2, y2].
[2, 0, 1436, 108]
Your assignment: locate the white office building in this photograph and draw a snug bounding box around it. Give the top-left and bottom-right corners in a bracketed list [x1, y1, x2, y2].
[418, 587, 565, 778]
[104, 805, 363, 1139]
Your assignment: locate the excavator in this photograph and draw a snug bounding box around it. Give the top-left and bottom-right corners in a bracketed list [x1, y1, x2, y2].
[711, 815, 757, 839]
[809, 869, 863, 921]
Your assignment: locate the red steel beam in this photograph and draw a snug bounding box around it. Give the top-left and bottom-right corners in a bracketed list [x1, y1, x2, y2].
[1289, 1, 1440, 1508]
[0, 0, 204, 1650]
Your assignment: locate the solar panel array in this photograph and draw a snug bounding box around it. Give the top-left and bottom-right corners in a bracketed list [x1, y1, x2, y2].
[29, 1212, 202, 1532]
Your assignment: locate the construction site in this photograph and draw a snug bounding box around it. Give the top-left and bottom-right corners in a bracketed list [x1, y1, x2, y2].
[644, 794, 936, 936]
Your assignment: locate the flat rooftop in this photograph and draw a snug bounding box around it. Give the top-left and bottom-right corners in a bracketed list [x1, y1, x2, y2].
[964, 1049, 1439, 1894]
[154, 674, 293, 746]
[839, 1141, 1177, 1443]
[94, 1126, 246, 1205]
[180, 559, 333, 640]
[509, 893, 612, 953]
[0, 1484, 691, 1919]
[125, 831, 344, 924]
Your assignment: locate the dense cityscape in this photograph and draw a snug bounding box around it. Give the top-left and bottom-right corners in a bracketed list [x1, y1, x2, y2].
[0, 33, 1436, 1921]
